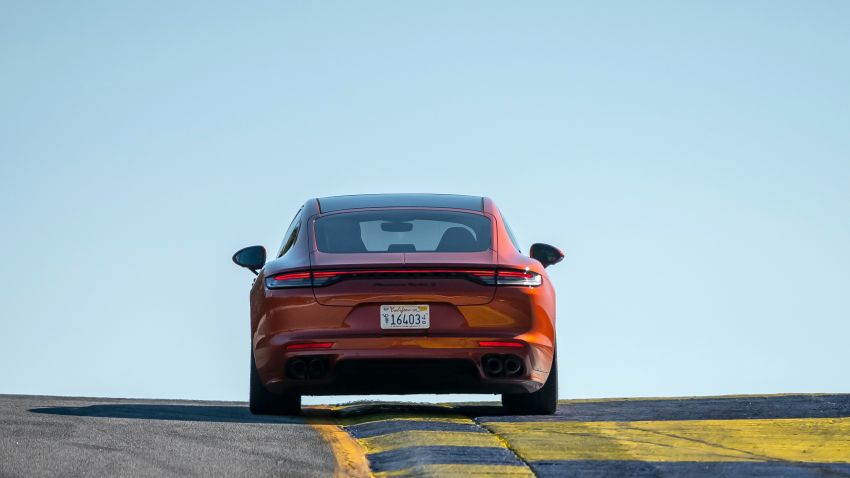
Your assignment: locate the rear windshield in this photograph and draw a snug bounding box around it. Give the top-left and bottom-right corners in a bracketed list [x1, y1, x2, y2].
[315, 210, 492, 253]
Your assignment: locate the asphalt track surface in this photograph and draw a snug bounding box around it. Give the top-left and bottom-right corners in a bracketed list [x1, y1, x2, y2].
[2, 394, 850, 477]
[0, 395, 336, 477]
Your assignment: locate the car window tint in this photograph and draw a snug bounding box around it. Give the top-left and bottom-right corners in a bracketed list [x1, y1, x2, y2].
[277, 209, 303, 257]
[315, 210, 492, 253]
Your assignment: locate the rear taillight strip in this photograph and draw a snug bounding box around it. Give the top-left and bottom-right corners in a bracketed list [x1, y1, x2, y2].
[311, 269, 496, 277]
[479, 340, 525, 348]
[286, 342, 334, 350]
[494, 270, 543, 287]
[265, 268, 541, 289]
[264, 271, 313, 289]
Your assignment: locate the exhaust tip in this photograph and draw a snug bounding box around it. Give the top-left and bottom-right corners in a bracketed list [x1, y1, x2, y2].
[307, 358, 327, 378]
[287, 358, 307, 379]
[504, 356, 523, 376]
[483, 356, 504, 377]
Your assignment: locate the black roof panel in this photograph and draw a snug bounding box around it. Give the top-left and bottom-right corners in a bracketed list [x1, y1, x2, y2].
[318, 194, 483, 213]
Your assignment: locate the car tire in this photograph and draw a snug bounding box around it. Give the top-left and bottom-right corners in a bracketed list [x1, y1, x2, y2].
[502, 354, 558, 415]
[249, 350, 301, 416]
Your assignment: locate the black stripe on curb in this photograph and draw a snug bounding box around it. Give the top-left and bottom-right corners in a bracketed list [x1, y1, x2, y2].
[346, 419, 487, 439]
[530, 460, 850, 478]
[367, 445, 525, 472]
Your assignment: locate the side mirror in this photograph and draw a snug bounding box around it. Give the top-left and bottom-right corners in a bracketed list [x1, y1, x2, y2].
[232, 245, 266, 274]
[530, 243, 564, 268]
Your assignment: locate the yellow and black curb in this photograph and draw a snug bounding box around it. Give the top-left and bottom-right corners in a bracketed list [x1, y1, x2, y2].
[312, 394, 850, 477]
[315, 403, 533, 477]
[309, 422, 373, 478]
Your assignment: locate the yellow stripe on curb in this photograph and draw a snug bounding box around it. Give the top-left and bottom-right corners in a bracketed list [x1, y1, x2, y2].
[359, 430, 505, 454]
[554, 393, 837, 404]
[373, 463, 535, 477]
[342, 414, 535, 476]
[310, 423, 373, 478]
[484, 417, 850, 463]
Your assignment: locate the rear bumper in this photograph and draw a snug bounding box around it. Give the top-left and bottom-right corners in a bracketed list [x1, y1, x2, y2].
[250, 281, 557, 396]
[255, 337, 554, 395]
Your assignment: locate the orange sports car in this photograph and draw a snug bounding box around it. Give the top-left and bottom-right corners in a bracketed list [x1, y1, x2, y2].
[233, 194, 564, 415]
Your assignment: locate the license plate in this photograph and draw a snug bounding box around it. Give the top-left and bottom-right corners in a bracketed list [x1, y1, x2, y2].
[380, 304, 430, 329]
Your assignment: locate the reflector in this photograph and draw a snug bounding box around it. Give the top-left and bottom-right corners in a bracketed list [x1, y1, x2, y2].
[286, 342, 334, 350]
[479, 341, 525, 348]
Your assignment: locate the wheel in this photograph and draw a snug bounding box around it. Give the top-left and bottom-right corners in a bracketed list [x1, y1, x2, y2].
[502, 354, 558, 415]
[249, 350, 301, 415]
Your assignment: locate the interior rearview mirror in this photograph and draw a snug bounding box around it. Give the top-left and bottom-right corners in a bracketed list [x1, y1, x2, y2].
[529, 243, 564, 268]
[232, 245, 266, 274]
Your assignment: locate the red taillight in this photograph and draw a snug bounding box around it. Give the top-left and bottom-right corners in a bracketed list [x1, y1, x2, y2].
[265, 271, 313, 289]
[273, 272, 311, 280]
[286, 342, 334, 350]
[467, 270, 497, 285]
[314, 269, 494, 276]
[311, 270, 343, 287]
[479, 341, 525, 348]
[264, 268, 540, 289]
[311, 269, 498, 287]
[496, 270, 542, 287]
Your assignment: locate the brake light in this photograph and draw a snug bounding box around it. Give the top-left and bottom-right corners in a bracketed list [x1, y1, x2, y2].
[467, 270, 497, 285]
[312, 269, 498, 287]
[496, 269, 542, 287]
[479, 341, 525, 348]
[264, 268, 541, 289]
[265, 271, 312, 289]
[286, 342, 334, 350]
[310, 270, 343, 287]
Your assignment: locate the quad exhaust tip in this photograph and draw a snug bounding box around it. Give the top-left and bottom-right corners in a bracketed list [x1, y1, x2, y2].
[482, 354, 524, 378]
[483, 356, 504, 376]
[307, 358, 326, 378]
[287, 358, 307, 379]
[286, 357, 329, 380]
[504, 356, 522, 376]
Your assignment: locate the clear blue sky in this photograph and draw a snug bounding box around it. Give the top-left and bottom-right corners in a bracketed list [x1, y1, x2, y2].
[1, 2, 848, 403]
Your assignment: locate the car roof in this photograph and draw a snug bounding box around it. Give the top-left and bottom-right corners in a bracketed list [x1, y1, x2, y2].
[317, 194, 484, 213]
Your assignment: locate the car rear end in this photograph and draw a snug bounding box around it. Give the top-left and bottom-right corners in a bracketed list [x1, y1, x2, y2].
[251, 196, 556, 398]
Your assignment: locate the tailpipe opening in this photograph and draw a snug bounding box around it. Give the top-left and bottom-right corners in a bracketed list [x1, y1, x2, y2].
[307, 358, 327, 378]
[503, 356, 523, 377]
[482, 354, 524, 378]
[286, 358, 307, 379]
[483, 356, 504, 377]
[287, 356, 329, 380]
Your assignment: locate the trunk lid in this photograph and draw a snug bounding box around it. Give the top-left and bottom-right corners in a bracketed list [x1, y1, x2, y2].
[310, 251, 498, 306]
